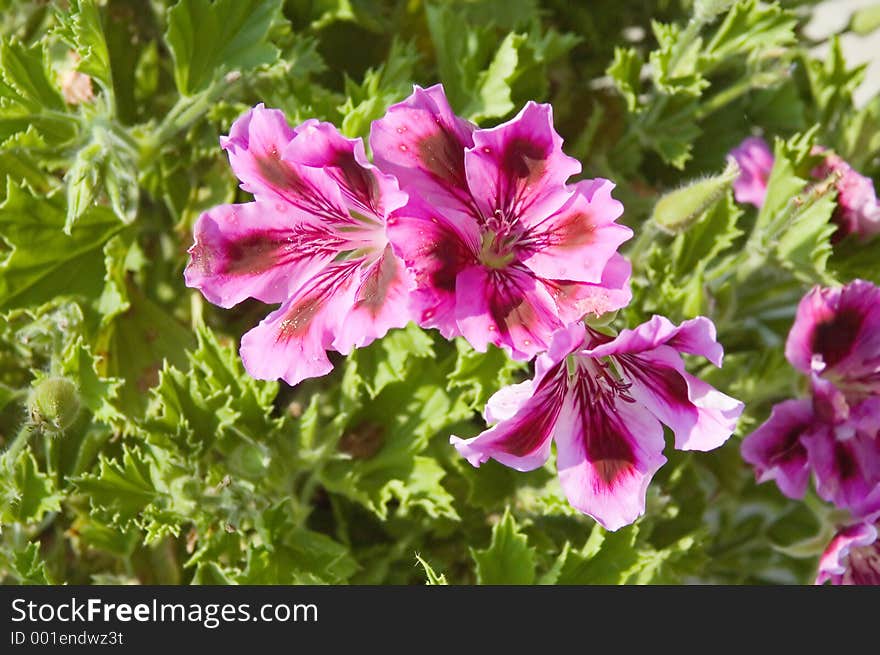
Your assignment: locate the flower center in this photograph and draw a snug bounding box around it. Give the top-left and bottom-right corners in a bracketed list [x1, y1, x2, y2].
[479, 210, 520, 269]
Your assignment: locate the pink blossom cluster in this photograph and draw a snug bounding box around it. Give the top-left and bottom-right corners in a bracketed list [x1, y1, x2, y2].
[740, 280, 880, 584]
[728, 136, 880, 241]
[185, 85, 743, 530]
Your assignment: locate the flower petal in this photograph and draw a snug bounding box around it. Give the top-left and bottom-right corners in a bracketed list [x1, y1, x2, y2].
[455, 264, 565, 360]
[286, 121, 407, 221]
[544, 254, 633, 323]
[728, 136, 774, 209]
[220, 104, 312, 203]
[239, 260, 361, 386]
[184, 202, 340, 308]
[370, 84, 476, 211]
[785, 280, 880, 391]
[802, 406, 880, 515]
[583, 314, 725, 367]
[816, 522, 879, 585]
[614, 346, 743, 451]
[740, 399, 814, 499]
[465, 102, 581, 227]
[385, 197, 480, 337]
[520, 179, 632, 284]
[450, 360, 568, 471]
[333, 245, 414, 354]
[554, 381, 667, 531]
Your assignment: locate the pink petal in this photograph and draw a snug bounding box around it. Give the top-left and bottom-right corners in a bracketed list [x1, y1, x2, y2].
[614, 346, 743, 451]
[583, 314, 725, 367]
[816, 522, 879, 585]
[385, 197, 480, 337]
[239, 260, 362, 386]
[450, 360, 568, 471]
[520, 179, 632, 284]
[554, 380, 667, 531]
[286, 121, 408, 221]
[740, 399, 814, 499]
[785, 280, 880, 391]
[184, 202, 340, 308]
[483, 321, 586, 423]
[220, 104, 312, 203]
[465, 102, 581, 228]
[454, 264, 566, 360]
[370, 84, 476, 211]
[814, 153, 880, 240]
[728, 136, 774, 209]
[803, 416, 880, 515]
[333, 245, 414, 354]
[544, 254, 633, 323]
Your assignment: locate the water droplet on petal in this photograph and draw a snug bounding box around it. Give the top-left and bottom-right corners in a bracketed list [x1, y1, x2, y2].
[482, 146, 491, 154]
[399, 144, 408, 152]
[396, 126, 406, 134]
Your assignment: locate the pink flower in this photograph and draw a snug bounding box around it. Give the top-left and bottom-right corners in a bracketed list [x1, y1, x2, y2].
[371, 84, 633, 360]
[450, 316, 743, 530]
[740, 399, 814, 499]
[742, 279, 880, 518]
[816, 522, 880, 585]
[813, 153, 880, 241]
[728, 136, 774, 209]
[185, 105, 413, 386]
[785, 279, 880, 399]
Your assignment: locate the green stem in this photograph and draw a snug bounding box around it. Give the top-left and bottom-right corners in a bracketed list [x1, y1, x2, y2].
[1, 425, 33, 468]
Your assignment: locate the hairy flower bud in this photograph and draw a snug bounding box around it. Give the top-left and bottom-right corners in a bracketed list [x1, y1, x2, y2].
[652, 161, 740, 234]
[28, 376, 81, 432]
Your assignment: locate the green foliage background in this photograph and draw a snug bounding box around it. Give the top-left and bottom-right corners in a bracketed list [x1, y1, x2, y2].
[1, 0, 878, 584]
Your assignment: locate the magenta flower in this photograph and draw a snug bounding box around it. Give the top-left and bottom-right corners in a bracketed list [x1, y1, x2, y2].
[742, 279, 880, 518]
[740, 398, 814, 499]
[728, 136, 774, 209]
[450, 316, 743, 530]
[371, 84, 633, 360]
[816, 522, 880, 585]
[785, 279, 880, 399]
[813, 152, 880, 241]
[185, 105, 413, 386]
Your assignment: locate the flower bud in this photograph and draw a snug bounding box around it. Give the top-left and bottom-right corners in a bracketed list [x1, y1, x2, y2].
[28, 376, 81, 432]
[652, 161, 739, 234]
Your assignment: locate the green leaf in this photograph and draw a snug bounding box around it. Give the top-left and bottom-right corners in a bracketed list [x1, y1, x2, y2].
[73, 446, 158, 525]
[53, 0, 113, 90]
[0, 181, 122, 311]
[343, 323, 435, 399]
[165, 0, 284, 96]
[416, 554, 448, 585]
[1, 542, 52, 584]
[705, 0, 796, 64]
[672, 191, 743, 276]
[471, 509, 536, 584]
[55, 337, 124, 425]
[607, 47, 643, 112]
[0, 39, 65, 112]
[2, 451, 62, 523]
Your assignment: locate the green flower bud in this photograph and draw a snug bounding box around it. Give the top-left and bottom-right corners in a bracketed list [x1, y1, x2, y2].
[652, 160, 739, 234]
[28, 376, 81, 432]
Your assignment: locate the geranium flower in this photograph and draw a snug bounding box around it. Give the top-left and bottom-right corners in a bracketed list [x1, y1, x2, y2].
[813, 152, 880, 240]
[816, 522, 880, 585]
[371, 84, 633, 360]
[185, 105, 412, 386]
[785, 279, 880, 399]
[728, 136, 774, 208]
[450, 316, 743, 530]
[728, 136, 880, 240]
